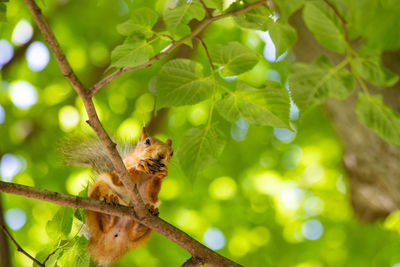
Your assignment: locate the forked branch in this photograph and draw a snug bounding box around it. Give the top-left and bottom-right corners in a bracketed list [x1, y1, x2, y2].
[16, 0, 266, 266]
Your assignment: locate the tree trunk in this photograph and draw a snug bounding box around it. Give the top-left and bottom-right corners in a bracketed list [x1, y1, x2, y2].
[290, 10, 400, 221]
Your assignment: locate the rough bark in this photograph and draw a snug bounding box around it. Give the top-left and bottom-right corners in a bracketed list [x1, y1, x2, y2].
[290, 10, 400, 221]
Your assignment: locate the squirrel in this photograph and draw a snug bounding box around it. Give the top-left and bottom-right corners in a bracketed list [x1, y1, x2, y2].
[63, 127, 173, 266]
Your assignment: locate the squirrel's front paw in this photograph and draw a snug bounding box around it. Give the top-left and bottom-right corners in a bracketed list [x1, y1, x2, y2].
[102, 193, 119, 205]
[145, 203, 159, 216]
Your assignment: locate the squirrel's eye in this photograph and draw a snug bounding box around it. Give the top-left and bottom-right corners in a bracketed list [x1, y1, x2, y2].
[170, 151, 173, 157]
[145, 138, 151, 145]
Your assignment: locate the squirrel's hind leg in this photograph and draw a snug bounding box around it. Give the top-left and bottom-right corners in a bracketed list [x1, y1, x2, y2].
[88, 179, 120, 233]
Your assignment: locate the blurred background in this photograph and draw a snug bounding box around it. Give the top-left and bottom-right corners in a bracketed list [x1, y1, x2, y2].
[1, 0, 400, 266]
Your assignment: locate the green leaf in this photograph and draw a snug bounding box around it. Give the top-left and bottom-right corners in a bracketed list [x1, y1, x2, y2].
[57, 236, 90, 267]
[216, 81, 291, 128]
[302, 0, 346, 53]
[116, 7, 158, 38]
[203, 0, 223, 10]
[269, 22, 297, 58]
[177, 126, 226, 177]
[0, 3, 6, 22]
[74, 186, 89, 222]
[289, 56, 354, 111]
[46, 207, 74, 238]
[234, 6, 273, 31]
[274, 0, 304, 19]
[110, 40, 153, 68]
[356, 93, 400, 146]
[164, 0, 205, 34]
[156, 59, 213, 108]
[211, 42, 259, 76]
[353, 55, 399, 87]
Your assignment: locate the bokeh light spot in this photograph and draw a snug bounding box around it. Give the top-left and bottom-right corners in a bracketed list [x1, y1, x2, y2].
[228, 234, 250, 257]
[274, 128, 296, 143]
[175, 209, 202, 232]
[231, 119, 249, 142]
[280, 187, 304, 211]
[209, 176, 237, 200]
[1, 154, 22, 182]
[66, 170, 91, 195]
[159, 178, 180, 200]
[109, 93, 127, 114]
[336, 175, 347, 194]
[0, 39, 14, 67]
[250, 226, 270, 246]
[117, 118, 141, 140]
[188, 103, 208, 126]
[303, 164, 324, 184]
[67, 48, 87, 70]
[89, 42, 109, 67]
[203, 227, 226, 250]
[302, 219, 323, 240]
[136, 93, 155, 113]
[304, 196, 324, 216]
[12, 19, 33, 45]
[392, 264, 400, 267]
[5, 208, 27, 230]
[58, 105, 80, 132]
[26, 41, 50, 71]
[10, 81, 38, 109]
[0, 104, 5, 124]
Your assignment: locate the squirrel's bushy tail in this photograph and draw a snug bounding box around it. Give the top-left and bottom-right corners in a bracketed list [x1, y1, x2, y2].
[60, 135, 135, 173]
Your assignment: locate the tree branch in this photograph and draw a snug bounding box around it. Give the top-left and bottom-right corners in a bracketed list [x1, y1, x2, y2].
[19, 0, 263, 265]
[182, 256, 203, 267]
[23, 0, 146, 218]
[88, 0, 268, 96]
[1, 225, 44, 267]
[0, 181, 242, 267]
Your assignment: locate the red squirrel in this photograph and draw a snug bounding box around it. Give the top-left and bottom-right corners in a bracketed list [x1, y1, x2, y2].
[81, 127, 172, 265]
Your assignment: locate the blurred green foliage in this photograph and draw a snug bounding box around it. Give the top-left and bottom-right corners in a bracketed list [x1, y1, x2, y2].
[1, 0, 400, 266]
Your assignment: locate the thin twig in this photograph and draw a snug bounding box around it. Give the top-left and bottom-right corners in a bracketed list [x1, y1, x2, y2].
[88, 0, 268, 96]
[1, 225, 44, 267]
[23, 0, 146, 218]
[197, 37, 215, 71]
[198, 0, 212, 18]
[20, 0, 265, 265]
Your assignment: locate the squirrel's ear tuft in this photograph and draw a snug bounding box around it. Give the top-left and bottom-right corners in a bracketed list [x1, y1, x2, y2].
[166, 138, 172, 147]
[139, 127, 149, 142]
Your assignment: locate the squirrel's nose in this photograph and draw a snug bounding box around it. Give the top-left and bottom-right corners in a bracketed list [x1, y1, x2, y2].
[157, 154, 165, 160]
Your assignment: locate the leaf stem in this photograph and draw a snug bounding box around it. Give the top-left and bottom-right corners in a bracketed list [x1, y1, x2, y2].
[88, 0, 268, 96]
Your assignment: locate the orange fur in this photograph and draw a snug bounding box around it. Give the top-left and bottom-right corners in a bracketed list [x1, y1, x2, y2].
[86, 127, 173, 266]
